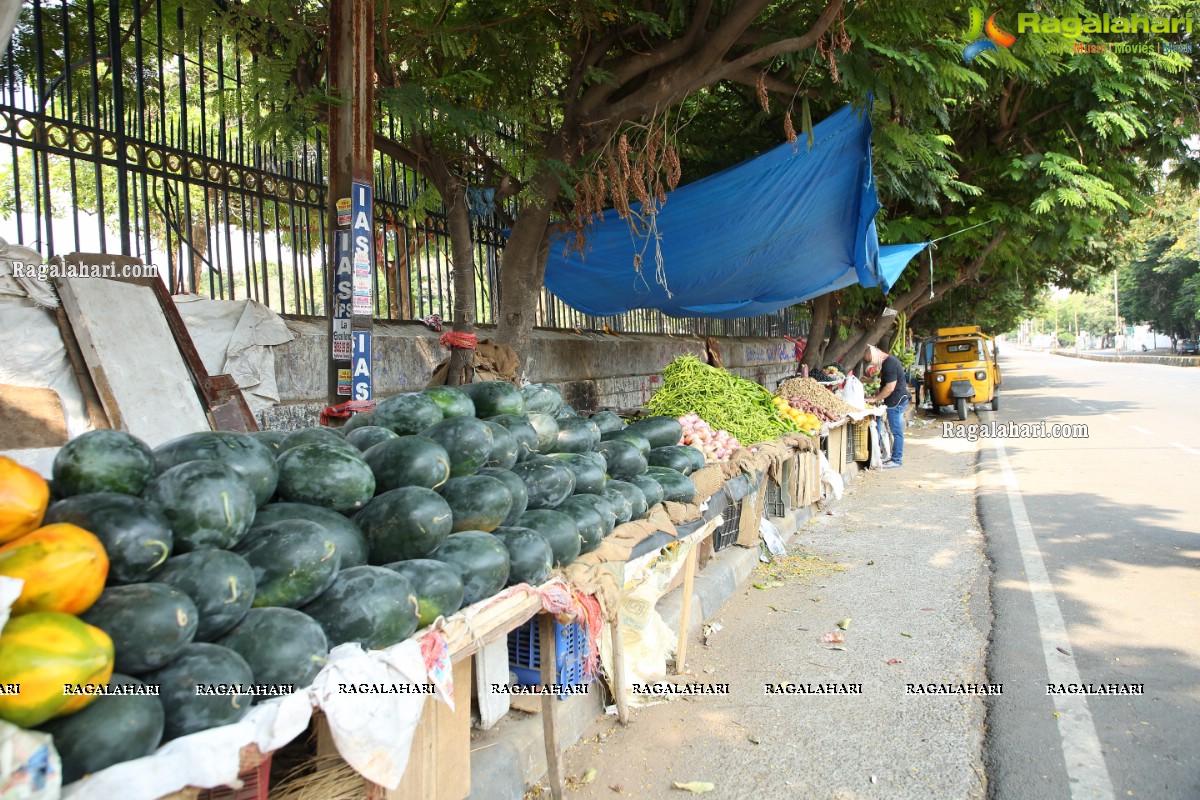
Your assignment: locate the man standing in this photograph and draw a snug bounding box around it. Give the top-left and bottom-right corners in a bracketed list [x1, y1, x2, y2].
[864, 344, 910, 469]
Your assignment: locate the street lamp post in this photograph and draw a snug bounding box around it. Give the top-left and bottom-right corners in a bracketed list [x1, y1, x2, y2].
[1113, 271, 1121, 352]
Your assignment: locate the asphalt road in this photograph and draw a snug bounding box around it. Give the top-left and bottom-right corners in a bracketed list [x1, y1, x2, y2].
[973, 349, 1200, 800]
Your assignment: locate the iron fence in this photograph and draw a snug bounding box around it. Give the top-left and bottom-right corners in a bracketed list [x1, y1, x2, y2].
[0, 0, 804, 339]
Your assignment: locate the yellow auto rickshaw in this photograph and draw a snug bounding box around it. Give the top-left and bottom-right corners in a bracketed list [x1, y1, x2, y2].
[919, 326, 1001, 420]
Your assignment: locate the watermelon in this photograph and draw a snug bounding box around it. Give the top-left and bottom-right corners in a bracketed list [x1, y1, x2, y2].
[605, 480, 648, 521]
[373, 392, 444, 435]
[340, 411, 376, 433]
[384, 559, 465, 628]
[600, 429, 652, 456]
[553, 417, 600, 453]
[516, 510, 581, 567]
[355, 487, 454, 563]
[364, 435, 452, 492]
[153, 550, 256, 642]
[647, 445, 701, 475]
[248, 430, 288, 454]
[553, 404, 579, 420]
[477, 467, 529, 527]
[438, 475, 513, 533]
[152, 431, 279, 507]
[430, 531, 510, 606]
[557, 494, 616, 537]
[422, 386, 476, 419]
[280, 427, 353, 453]
[301, 566, 420, 649]
[628, 474, 665, 509]
[486, 415, 539, 461]
[589, 411, 625, 434]
[509, 457, 576, 509]
[549, 453, 606, 495]
[624, 417, 684, 449]
[646, 467, 697, 503]
[678, 444, 707, 473]
[602, 486, 633, 525]
[43, 493, 173, 585]
[234, 520, 341, 608]
[53, 430, 156, 497]
[38, 674, 164, 784]
[216, 608, 327, 692]
[276, 442, 376, 512]
[551, 501, 604, 556]
[142, 461, 257, 552]
[492, 527, 554, 586]
[481, 421, 519, 469]
[344, 425, 400, 452]
[419, 417, 494, 477]
[520, 384, 563, 414]
[143, 643, 254, 741]
[525, 412, 559, 453]
[595, 440, 648, 480]
[251, 502, 370, 569]
[81, 584, 198, 675]
[459, 381, 525, 418]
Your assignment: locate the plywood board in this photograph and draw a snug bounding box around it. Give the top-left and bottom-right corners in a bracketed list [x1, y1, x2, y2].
[55, 276, 209, 447]
[0, 385, 67, 448]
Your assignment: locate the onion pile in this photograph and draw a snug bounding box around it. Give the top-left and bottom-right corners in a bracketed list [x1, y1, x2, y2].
[677, 412, 742, 461]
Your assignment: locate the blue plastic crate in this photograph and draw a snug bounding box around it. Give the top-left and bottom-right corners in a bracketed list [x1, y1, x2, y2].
[508, 618, 591, 699]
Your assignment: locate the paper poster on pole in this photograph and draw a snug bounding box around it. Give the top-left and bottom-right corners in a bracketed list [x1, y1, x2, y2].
[352, 331, 372, 400]
[332, 230, 353, 360]
[351, 181, 373, 317]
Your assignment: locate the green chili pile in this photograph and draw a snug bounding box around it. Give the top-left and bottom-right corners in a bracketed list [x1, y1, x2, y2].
[646, 355, 798, 444]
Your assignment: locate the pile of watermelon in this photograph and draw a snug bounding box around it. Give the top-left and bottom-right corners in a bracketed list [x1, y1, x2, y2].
[0, 381, 700, 784]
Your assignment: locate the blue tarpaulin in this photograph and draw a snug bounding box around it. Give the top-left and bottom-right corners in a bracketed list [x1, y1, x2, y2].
[542, 103, 927, 318]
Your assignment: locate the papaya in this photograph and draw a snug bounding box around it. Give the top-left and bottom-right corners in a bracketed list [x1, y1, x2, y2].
[0, 523, 109, 615]
[0, 457, 50, 544]
[0, 612, 115, 727]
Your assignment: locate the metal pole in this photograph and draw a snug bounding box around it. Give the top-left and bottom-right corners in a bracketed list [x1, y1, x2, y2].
[1113, 271, 1120, 351]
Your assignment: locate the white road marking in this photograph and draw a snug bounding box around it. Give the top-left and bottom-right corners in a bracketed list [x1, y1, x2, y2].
[1131, 426, 1153, 436]
[1082, 405, 1096, 411]
[990, 438, 1115, 800]
[1172, 443, 1200, 456]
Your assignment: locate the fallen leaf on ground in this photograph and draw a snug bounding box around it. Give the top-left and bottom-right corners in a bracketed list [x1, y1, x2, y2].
[900, 631, 912, 638]
[673, 781, 715, 794]
[886, 658, 903, 665]
[753, 581, 784, 590]
[1056, 647, 1071, 656]
[582, 768, 597, 784]
[836, 618, 851, 630]
[747, 733, 760, 744]
[820, 631, 845, 644]
[828, 645, 847, 651]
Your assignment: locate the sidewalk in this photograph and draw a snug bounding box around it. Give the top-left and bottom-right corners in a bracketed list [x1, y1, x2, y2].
[550, 420, 990, 800]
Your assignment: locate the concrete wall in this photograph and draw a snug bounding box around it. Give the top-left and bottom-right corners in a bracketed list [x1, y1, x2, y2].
[1052, 350, 1200, 368]
[260, 320, 799, 430]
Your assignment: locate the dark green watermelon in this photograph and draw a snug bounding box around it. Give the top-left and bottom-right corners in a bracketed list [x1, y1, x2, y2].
[516, 509, 581, 567]
[520, 384, 563, 414]
[628, 474, 665, 509]
[373, 392, 444, 435]
[364, 435, 452, 493]
[344, 425, 401, 452]
[38, 675, 164, 783]
[557, 495, 616, 537]
[459, 381, 525, 418]
[595, 440, 649, 480]
[602, 486, 633, 525]
[340, 410, 376, 433]
[280, 427, 353, 453]
[355, 486, 454, 563]
[301, 566, 420, 649]
[492, 527, 554, 586]
[144, 643, 254, 740]
[509, 457, 576, 509]
[384, 559, 465, 628]
[551, 501, 604, 556]
[153, 550, 257, 642]
[589, 411, 625, 434]
[142, 461, 257, 552]
[251, 502, 370, 568]
[438, 475, 513, 533]
[646, 466, 697, 503]
[549, 453, 606, 495]
[553, 404, 579, 420]
[681, 445, 706, 473]
[276, 441, 376, 512]
[525, 412, 559, 454]
[430, 531, 511, 606]
[624, 416, 684, 449]
[486, 415, 539, 461]
[43, 493, 173, 585]
[81, 583, 199, 675]
[600, 429, 652, 456]
[481, 421, 519, 469]
[552, 416, 600, 453]
[234, 520, 341, 608]
[248, 430, 289, 453]
[53, 430, 156, 497]
[215, 609, 327, 693]
[478, 467, 529, 527]
[152, 431, 279, 507]
[647, 445, 701, 475]
[418, 417, 494, 477]
[605, 480, 648, 520]
[422, 386, 476, 419]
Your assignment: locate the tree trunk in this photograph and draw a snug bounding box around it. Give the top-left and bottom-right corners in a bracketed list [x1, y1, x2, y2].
[444, 182, 478, 386]
[800, 293, 832, 368]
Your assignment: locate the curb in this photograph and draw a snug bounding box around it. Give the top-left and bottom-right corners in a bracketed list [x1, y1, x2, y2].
[1051, 350, 1200, 367]
[468, 502, 823, 799]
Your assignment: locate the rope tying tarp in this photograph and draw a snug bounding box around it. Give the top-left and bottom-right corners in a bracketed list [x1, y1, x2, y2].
[439, 331, 478, 350]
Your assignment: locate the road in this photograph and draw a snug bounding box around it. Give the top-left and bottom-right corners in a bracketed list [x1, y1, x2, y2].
[975, 348, 1200, 799]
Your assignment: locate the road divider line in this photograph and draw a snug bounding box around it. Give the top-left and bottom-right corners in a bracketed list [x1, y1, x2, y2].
[1172, 443, 1200, 456]
[1130, 425, 1153, 436]
[990, 438, 1115, 800]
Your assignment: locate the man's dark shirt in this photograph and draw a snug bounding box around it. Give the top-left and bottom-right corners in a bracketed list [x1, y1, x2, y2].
[879, 354, 910, 408]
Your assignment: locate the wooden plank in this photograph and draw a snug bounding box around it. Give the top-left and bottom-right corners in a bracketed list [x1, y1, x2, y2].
[473, 637, 511, 730]
[0, 385, 67, 448]
[52, 305, 110, 430]
[440, 591, 542, 662]
[54, 275, 209, 447]
[673, 546, 698, 675]
[538, 614, 565, 800]
[610, 616, 630, 725]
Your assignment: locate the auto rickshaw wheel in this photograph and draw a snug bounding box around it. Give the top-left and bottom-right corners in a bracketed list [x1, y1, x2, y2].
[955, 397, 968, 420]
[991, 393, 999, 411]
